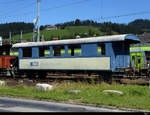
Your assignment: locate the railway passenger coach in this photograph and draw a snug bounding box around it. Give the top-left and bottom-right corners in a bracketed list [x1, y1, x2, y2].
[12, 34, 140, 78]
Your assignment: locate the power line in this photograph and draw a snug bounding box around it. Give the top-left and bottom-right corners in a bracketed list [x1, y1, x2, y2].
[0, 0, 89, 17]
[0, 0, 27, 5]
[0, 0, 90, 23]
[0, 1, 36, 17]
[0, 0, 36, 24]
[93, 11, 150, 22]
[40, 0, 90, 12]
[100, 0, 103, 18]
[0, 0, 149, 24]
[0, 15, 35, 24]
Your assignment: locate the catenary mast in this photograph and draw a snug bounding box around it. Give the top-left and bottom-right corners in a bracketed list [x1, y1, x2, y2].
[37, 0, 40, 42]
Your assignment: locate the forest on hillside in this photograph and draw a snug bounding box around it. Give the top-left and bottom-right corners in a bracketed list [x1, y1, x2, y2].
[55, 19, 150, 35]
[1, 19, 150, 40]
[0, 22, 34, 38]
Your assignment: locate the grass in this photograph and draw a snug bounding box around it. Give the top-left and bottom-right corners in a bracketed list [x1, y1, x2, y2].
[11, 26, 104, 43]
[0, 82, 150, 111]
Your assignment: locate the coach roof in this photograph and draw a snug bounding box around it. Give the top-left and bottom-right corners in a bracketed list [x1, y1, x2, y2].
[12, 34, 140, 48]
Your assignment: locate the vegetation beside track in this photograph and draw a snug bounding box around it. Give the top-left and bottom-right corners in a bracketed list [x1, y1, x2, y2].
[0, 81, 150, 111]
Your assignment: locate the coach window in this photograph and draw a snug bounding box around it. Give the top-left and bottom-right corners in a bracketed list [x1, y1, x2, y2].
[53, 46, 65, 56]
[39, 46, 50, 57]
[10, 48, 18, 56]
[97, 43, 105, 55]
[22, 48, 32, 57]
[68, 45, 82, 56]
[137, 56, 141, 64]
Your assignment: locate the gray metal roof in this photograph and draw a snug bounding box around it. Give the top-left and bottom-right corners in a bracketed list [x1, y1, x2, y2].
[12, 34, 140, 48]
[137, 32, 150, 43]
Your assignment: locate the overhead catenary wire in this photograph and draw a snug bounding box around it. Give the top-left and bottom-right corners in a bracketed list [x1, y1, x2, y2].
[0, 0, 89, 17]
[0, 0, 149, 24]
[40, 0, 90, 12]
[0, 1, 36, 18]
[0, 0, 26, 5]
[92, 11, 150, 22]
[0, 0, 90, 24]
[0, 2, 36, 23]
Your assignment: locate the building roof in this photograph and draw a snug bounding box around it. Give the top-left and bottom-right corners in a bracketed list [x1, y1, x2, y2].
[12, 34, 140, 48]
[137, 32, 150, 43]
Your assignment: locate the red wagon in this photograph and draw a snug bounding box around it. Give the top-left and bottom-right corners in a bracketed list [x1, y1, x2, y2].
[0, 43, 18, 76]
[0, 56, 17, 69]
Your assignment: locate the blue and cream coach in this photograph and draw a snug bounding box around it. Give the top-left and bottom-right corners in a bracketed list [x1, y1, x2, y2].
[12, 34, 140, 76]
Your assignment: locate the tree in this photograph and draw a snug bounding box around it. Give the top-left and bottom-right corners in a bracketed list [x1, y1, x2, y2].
[0, 22, 34, 39]
[75, 19, 81, 26]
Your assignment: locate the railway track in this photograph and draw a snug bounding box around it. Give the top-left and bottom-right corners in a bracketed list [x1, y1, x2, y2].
[0, 72, 150, 86]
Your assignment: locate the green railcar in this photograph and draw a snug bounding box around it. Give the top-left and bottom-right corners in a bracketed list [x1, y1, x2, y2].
[130, 45, 150, 72]
[130, 51, 143, 69]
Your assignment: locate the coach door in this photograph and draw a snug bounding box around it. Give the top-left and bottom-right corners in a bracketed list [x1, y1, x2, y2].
[113, 42, 129, 68]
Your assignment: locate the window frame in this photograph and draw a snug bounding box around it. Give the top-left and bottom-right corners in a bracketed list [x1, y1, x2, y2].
[53, 45, 65, 57]
[97, 43, 106, 56]
[68, 44, 82, 57]
[39, 46, 50, 57]
[22, 47, 32, 58]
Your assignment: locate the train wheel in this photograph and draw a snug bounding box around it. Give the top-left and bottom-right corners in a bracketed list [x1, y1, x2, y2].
[99, 72, 112, 84]
[9, 66, 18, 78]
[37, 72, 47, 79]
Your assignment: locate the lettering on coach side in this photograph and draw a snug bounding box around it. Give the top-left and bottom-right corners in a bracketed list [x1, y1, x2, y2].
[30, 62, 39, 66]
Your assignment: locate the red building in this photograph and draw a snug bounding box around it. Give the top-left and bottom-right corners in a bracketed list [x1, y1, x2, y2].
[45, 25, 57, 30]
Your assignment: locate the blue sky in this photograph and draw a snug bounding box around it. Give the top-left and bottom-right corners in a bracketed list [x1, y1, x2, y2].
[0, 0, 150, 25]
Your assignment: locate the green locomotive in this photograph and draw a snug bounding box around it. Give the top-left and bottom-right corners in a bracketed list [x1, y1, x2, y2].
[130, 44, 150, 75]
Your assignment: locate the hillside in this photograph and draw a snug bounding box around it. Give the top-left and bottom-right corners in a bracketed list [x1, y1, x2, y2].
[5, 18, 150, 43]
[129, 19, 150, 30]
[0, 22, 34, 39]
[12, 26, 105, 43]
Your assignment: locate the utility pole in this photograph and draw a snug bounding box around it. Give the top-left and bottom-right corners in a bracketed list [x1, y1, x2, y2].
[37, 0, 40, 42]
[32, 28, 35, 42]
[9, 32, 12, 44]
[41, 34, 44, 41]
[20, 30, 23, 43]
